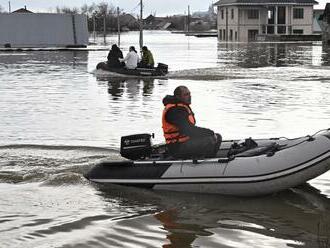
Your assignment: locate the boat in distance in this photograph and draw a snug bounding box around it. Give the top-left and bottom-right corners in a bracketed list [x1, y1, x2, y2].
[96, 61, 168, 77]
[85, 128, 330, 196]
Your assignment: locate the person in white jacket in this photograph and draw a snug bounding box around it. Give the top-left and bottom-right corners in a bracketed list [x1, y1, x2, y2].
[119, 46, 140, 69]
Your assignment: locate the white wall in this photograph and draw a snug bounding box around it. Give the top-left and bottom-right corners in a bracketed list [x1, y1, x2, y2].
[0, 13, 88, 47]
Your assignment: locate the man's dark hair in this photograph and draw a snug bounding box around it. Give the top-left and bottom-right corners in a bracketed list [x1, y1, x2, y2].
[174, 86, 188, 97]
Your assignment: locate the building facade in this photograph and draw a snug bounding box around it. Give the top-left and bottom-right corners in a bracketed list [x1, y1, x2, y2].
[214, 0, 318, 42]
[0, 13, 88, 48]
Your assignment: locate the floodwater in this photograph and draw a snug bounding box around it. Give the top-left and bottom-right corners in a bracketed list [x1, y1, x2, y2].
[0, 31, 330, 247]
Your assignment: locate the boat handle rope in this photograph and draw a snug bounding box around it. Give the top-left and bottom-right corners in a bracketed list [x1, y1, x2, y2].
[271, 128, 330, 141]
[227, 128, 330, 158]
[310, 128, 330, 137]
[272, 128, 330, 152]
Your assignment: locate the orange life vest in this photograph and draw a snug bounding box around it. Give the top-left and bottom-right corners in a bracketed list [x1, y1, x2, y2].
[162, 103, 196, 144]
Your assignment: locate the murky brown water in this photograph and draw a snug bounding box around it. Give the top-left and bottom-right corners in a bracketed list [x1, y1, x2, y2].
[1, 31, 330, 247]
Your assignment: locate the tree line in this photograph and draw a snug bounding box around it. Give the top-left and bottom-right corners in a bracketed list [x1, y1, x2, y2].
[0, 2, 215, 32]
[56, 2, 136, 32]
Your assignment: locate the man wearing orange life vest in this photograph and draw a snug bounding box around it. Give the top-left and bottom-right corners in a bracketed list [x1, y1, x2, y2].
[162, 86, 222, 158]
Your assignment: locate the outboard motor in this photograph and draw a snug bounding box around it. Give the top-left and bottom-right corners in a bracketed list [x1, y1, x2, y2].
[96, 62, 108, 70]
[156, 63, 168, 75]
[120, 133, 152, 160]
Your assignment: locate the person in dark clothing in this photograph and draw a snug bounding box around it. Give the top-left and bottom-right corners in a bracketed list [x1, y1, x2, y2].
[162, 86, 222, 159]
[107, 44, 124, 68]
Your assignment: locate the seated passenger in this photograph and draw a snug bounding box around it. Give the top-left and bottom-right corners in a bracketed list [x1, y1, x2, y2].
[139, 46, 154, 68]
[162, 86, 222, 159]
[107, 44, 124, 68]
[119, 46, 140, 69]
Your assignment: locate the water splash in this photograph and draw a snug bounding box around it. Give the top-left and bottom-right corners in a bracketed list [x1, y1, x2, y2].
[0, 144, 121, 185]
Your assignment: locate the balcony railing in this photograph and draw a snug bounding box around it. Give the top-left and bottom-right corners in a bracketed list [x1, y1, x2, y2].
[261, 24, 292, 35]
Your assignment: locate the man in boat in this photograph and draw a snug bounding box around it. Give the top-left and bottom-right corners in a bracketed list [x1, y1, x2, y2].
[139, 46, 154, 68]
[119, 46, 140, 69]
[162, 86, 222, 158]
[107, 44, 124, 68]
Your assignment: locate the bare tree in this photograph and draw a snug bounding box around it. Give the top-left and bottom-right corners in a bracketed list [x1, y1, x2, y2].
[80, 3, 97, 17]
[54, 2, 139, 32]
[54, 5, 80, 14]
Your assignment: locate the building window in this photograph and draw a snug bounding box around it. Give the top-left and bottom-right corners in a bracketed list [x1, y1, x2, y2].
[231, 9, 234, 19]
[221, 9, 224, 19]
[230, 29, 233, 40]
[247, 9, 259, 19]
[248, 30, 259, 41]
[293, 8, 304, 19]
[293, 29, 304, 34]
[223, 29, 226, 40]
[278, 26, 286, 34]
[219, 30, 222, 40]
[235, 31, 238, 41]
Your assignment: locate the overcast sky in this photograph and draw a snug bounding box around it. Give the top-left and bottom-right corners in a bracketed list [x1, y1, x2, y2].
[0, 0, 328, 16]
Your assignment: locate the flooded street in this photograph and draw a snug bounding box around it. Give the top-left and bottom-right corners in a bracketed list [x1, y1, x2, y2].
[1, 31, 330, 247]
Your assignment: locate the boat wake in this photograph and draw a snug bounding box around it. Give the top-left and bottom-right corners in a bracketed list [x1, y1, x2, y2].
[92, 65, 330, 82]
[0, 144, 122, 185]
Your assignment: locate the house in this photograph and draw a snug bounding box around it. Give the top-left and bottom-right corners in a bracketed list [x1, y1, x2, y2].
[12, 6, 33, 13]
[0, 10, 88, 48]
[119, 13, 139, 31]
[144, 15, 173, 30]
[214, 0, 318, 42]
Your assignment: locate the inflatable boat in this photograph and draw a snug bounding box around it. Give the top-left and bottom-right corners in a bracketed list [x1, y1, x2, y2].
[85, 129, 330, 196]
[96, 62, 168, 77]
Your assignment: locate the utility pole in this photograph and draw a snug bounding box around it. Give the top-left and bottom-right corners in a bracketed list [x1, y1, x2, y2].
[187, 5, 190, 33]
[225, 8, 228, 42]
[8, 1, 11, 13]
[117, 7, 121, 47]
[93, 15, 96, 43]
[139, 0, 143, 50]
[103, 15, 106, 44]
[184, 11, 187, 31]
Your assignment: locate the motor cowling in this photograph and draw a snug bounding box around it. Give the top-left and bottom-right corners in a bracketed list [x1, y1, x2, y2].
[120, 133, 152, 160]
[156, 63, 168, 75]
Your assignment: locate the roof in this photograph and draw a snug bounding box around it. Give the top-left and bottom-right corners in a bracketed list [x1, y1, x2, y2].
[214, 0, 318, 6]
[12, 8, 33, 13]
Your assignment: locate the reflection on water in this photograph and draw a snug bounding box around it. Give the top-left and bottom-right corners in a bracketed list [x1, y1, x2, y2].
[95, 183, 330, 248]
[322, 45, 330, 66]
[107, 78, 156, 99]
[0, 50, 88, 67]
[108, 79, 125, 98]
[217, 42, 322, 68]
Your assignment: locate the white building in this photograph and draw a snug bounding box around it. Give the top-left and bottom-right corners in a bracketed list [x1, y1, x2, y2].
[214, 0, 318, 42]
[0, 12, 88, 48]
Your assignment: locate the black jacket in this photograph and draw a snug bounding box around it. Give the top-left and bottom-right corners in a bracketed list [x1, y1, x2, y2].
[107, 49, 123, 67]
[163, 95, 214, 138]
